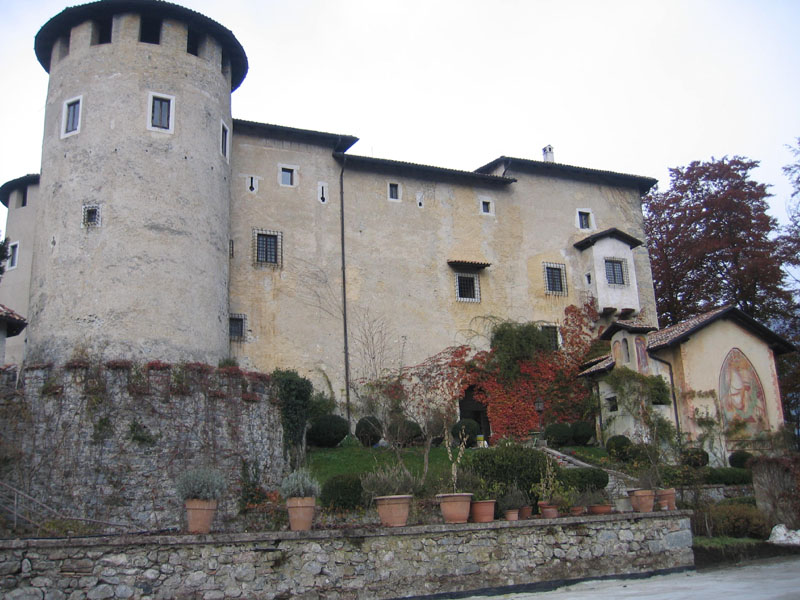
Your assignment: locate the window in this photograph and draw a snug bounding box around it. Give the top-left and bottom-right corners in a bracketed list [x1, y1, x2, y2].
[91, 17, 112, 45]
[388, 182, 400, 201]
[578, 211, 591, 229]
[607, 396, 618, 412]
[605, 258, 627, 286]
[229, 314, 246, 341]
[482, 201, 491, 214]
[455, 272, 480, 303]
[187, 28, 201, 56]
[20, 187, 27, 208]
[62, 97, 82, 138]
[82, 204, 101, 228]
[622, 338, 631, 363]
[543, 262, 567, 296]
[541, 325, 559, 350]
[479, 196, 494, 215]
[147, 93, 174, 133]
[279, 166, 296, 187]
[253, 229, 282, 268]
[7, 242, 19, 270]
[220, 121, 229, 160]
[139, 16, 162, 44]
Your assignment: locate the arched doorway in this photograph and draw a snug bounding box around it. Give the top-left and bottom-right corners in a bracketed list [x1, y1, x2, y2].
[459, 385, 491, 439]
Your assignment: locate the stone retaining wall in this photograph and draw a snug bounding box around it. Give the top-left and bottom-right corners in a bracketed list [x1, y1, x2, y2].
[0, 512, 693, 599]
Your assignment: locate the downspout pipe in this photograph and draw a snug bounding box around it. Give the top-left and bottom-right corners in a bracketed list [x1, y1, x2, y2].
[648, 352, 681, 441]
[339, 156, 352, 429]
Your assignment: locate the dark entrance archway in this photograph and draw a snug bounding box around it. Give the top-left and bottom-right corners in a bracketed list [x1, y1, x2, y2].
[459, 385, 491, 439]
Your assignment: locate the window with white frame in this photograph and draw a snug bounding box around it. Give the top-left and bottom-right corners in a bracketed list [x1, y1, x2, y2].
[253, 228, 282, 268]
[147, 92, 174, 133]
[62, 96, 82, 138]
[229, 314, 246, 341]
[279, 165, 297, 187]
[388, 182, 401, 202]
[543, 262, 567, 296]
[7, 242, 19, 270]
[577, 209, 594, 229]
[220, 121, 229, 160]
[604, 257, 628, 286]
[455, 272, 480, 302]
[82, 204, 101, 228]
[479, 197, 494, 215]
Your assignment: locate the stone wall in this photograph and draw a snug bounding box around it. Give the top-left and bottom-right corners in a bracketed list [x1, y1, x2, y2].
[0, 365, 285, 531]
[0, 512, 693, 599]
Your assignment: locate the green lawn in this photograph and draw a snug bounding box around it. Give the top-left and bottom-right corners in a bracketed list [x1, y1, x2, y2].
[692, 536, 762, 549]
[560, 445, 611, 465]
[307, 445, 454, 486]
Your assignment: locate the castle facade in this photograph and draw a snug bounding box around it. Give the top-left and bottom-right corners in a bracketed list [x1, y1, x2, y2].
[1, 0, 658, 401]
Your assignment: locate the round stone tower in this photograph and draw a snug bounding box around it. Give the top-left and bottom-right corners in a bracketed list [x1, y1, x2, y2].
[27, 0, 247, 364]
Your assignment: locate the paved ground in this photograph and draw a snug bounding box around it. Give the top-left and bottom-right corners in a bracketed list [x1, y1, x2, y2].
[463, 556, 800, 599]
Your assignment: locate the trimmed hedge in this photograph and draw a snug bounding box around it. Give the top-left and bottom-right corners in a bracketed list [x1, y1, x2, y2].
[320, 473, 364, 510]
[386, 418, 423, 447]
[570, 421, 594, 446]
[702, 467, 752, 485]
[463, 441, 555, 493]
[544, 423, 571, 447]
[729, 450, 754, 469]
[355, 416, 383, 447]
[606, 435, 632, 461]
[681, 447, 710, 468]
[451, 419, 480, 447]
[708, 503, 770, 539]
[307, 414, 350, 448]
[558, 467, 609, 492]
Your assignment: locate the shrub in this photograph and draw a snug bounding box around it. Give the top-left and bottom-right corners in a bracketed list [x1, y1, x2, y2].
[544, 423, 572, 447]
[709, 503, 771, 539]
[559, 467, 609, 492]
[661, 464, 703, 487]
[570, 421, 594, 446]
[497, 485, 528, 512]
[729, 450, 754, 469]
[718, 496, 757, 507]
[320, 473, 364, 510]
[386, 417, 423, 447]
[681, 447, 710, 468]
[338, 434, 361, 448]
[307, 414, 350, 448]
[355, 416, 383, 447]
[308, 391, 336, 421]
[176, 467, 226, 501]
[703, 467, 752, 486]
[280, 468, 320, 498]
[750, 454, 800, 529]
[451, 419, 480, 447]
[360, 464, 419, 501]
[463, 441, 554, 494]
[606, 435, 632, 461]
[272, 370, 313, 465]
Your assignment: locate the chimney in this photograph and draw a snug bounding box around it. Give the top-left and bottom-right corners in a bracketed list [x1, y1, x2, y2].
[542, 145, 554, 162]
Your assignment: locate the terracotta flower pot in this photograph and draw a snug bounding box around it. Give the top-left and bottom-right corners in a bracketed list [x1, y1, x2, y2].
[286, 496, 316, 531]
[504, 509, 519, 521]
[518, 505, 532, 520]
[185, 499, 217, 534]
[375, 495, 412, 527]
[629, 489, 655, 513]
[540, 505, 559, 519]
[436, 493, 473, 524]
[656, 488, 677, 511]
[570, 505, 586, 516]
[588, 503, 613, 515]
[470, 499, 496, 523]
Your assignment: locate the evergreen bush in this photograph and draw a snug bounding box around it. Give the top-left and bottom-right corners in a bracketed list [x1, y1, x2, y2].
[306, 414, 350, 448]
[702, 467, 752, 485]
[559, 467, 609, 492]
[463, 441, 554, 493]
[681, 447, 710, 468]
[355, 416, 383, 447]
[386, 417, 423, 447]
[451, 418, 480, 447]
[570, 421, 594, 446]
[544, 422, 572, 447]
[729, 449, 754, 469]
[709, 503, 771, 538]
[320, 473, 364, 510]
[606, 435, 632, 461]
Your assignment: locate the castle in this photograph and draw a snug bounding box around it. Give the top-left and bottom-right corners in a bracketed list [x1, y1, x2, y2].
[0, 0, 659, 403]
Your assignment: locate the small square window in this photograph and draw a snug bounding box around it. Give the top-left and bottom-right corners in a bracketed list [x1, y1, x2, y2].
[7, 242, 19, 270]
[229, 314, 246, 341]
[607, 396, 618, 412]
[388, 182, 400, 201]
[82, 204, 101, 228]
[253, 229, 282, 268]
[541, 325, 559, 350]
[455, 272, 480, 303]
[544, 262, 567, 296]
[62, 97, 82, 138]
[481, 201, 491, 214]
[220, 122, 229, 160]
[280, 167, 295, 187]
[578, 211, 591, 229]
[605, 258, 627, 286]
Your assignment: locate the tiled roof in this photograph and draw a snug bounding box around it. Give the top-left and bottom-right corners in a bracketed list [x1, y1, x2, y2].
[334, 153, 516, 185]
[1, 174, 39, 208]
[234, 120, 359, 153]
[0, 304, 27, 337]
[599, 317, 658, 340]
[578, 354, 615, 377]
[573, 228, 644, 251]
[447, 260, 491, 269]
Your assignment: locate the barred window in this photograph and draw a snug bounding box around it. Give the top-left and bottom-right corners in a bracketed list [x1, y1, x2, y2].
[605, 258, 627, 286]
[253, 229, 282, 268]
[543, 262, 567, 296]
[82, 204, 101, 228]
[541, 325, 559, 350]
[229, 314, 245, 341]
[455, 273, 480, 302]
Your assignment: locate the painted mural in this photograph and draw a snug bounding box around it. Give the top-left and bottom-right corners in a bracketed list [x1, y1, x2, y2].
[718, 348, 768, 438]
[635, 335, 649, 374]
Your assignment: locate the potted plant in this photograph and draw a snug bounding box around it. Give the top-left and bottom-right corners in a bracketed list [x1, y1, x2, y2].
[581, 490, 613, 515]
[360, 464, 418, 527]
[280, 468, 320, 531]
[468, 477, 502, 523]
[175, 467, 226, 534]
[436, 422, 473, 523]
[530, 457, 561, 518]
[497, 485, 527, 521]
[628, 470, 657, 513]
[655, 487, 677, 510]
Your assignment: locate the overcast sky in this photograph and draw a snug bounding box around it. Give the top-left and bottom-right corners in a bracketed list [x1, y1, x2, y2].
[1, 0, 799, 229]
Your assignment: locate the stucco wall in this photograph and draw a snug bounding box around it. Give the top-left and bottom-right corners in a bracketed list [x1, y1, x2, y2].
[0, 513, 693, 599]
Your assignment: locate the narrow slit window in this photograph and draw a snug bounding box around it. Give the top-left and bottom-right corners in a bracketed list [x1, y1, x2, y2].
[388, 182, 400, 200]
[187, 28, 201, 56]
[229, 240, 234, 258]
[220, 122, 229, 159]
[62, 98, 82, 137]
[318, 183, 327, 204]
[20, 187, 27, 208]
[249, 177, 256, 192]
[139, 16, 162, 44]
[7, 242, 19, 270]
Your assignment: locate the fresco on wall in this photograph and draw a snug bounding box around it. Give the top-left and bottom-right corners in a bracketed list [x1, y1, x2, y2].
[719, 348, 768, 438]
[612, 340, 621, 364]
[635, 336, 649, 374]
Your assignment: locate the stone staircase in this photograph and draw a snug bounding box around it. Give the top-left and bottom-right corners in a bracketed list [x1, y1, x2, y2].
[539, 446, 637, 499]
